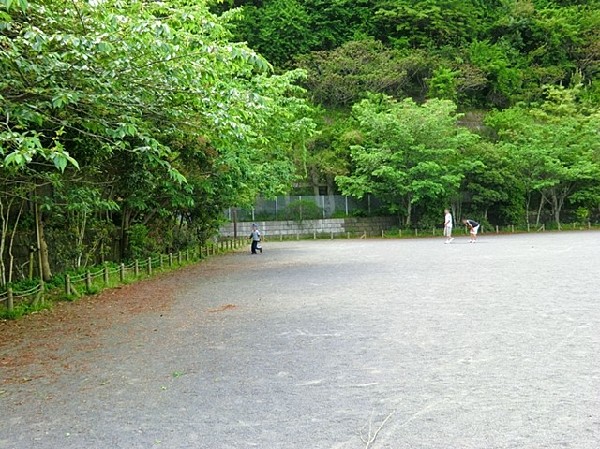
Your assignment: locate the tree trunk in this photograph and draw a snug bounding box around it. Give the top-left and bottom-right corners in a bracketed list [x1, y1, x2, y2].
[326, 174, 336, 197]
[405, 197, 412, 226]
[75, 211, 87, 268]
[311, 167, 320, 196]
[0, 198, 8, 286]
[232, 207, 238, 239]
[549, 186, 569, 230]
[535, 193, 546, 226]
[35, 203, 52, 282]
[452, 200, 461, 227]
[525, 193, 531, 227]
[7, 199, 25, 285]
[120, 207, 131, 260]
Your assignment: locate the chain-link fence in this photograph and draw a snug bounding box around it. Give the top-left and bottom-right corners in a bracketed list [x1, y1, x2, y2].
[225, 195, 386, 222]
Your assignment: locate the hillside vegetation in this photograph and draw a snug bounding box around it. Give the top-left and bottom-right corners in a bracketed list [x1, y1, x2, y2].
[218, 0, 600, 226]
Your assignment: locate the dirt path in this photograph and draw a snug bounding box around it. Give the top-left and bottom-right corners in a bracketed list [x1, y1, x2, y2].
[1, 273, 176, 385]
[1, 233, 599, 449]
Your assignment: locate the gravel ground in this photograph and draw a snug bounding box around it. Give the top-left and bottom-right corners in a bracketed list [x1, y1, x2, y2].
[1, 231, 599, 449]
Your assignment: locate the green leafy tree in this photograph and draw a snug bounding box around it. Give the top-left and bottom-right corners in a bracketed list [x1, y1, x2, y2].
[487, 85, 600, 227]
[1, 0, 316, 278]
[372, 0, 487, 49]
[296, 39, 435, 107]
[304, 111, 357, 196]
[428, 66, 459, 102]
[336, 95, 477, 225]
[459, 141, 525, 225]
[217, 0, 375, 65]
[467, 40, 523, 107]
[228, 0, 312, 67]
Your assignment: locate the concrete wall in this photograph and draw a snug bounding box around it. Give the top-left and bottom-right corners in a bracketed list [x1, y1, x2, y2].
[219, 216, 399, 238]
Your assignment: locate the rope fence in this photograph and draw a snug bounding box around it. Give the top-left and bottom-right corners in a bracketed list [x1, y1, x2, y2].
[1, 238, 246, 314]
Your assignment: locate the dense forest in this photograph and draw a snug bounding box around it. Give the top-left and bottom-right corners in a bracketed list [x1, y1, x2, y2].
[1, 0, 599, 288]
[215, 0, 600, 227]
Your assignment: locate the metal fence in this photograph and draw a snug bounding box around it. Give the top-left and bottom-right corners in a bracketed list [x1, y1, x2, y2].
[225, 195, 384, 222]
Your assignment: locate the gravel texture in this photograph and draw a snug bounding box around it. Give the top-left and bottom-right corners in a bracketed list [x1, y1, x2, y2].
[1, 231, 599, 449]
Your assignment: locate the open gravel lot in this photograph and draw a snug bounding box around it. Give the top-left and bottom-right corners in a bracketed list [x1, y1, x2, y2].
[1, 231, 599, 449]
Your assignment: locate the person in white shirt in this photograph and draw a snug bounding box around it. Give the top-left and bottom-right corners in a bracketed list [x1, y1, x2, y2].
[443, 209, 454, 244]
[249, 223, 262, 254]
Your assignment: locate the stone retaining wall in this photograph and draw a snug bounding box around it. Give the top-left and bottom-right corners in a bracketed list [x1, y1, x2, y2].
[219, 217, 399, 238]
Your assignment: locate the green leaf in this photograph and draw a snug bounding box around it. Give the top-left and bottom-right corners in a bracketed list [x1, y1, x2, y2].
[52, 154, 68, 172]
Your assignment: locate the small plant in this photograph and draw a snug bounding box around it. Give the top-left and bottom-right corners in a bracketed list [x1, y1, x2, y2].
[330, 210, 349, 219]
[576, 207, 590, 224]
[0, 301, 51, 320]
[350, 209, 368, 217]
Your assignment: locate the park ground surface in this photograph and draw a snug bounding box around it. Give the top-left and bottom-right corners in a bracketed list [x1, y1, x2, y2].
[0, 231, 599, 449]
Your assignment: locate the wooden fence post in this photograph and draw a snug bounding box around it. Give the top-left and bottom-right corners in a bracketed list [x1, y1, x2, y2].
[103, 266, 109, 285]
[169, 253, 173, 267]
[7, 287, 13, 312]
[178, 251, 182, 264]
[120, 263, 125, 282]
[134, 260, 139, 276]
[85, 271, 92, 292]
[147, 257, 152, 275]
[29, 251, 34, 280]
[65, 274, 71, 295]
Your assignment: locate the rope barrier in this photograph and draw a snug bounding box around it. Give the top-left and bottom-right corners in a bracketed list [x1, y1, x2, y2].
[12, 285, 42, 300]
[1, 240, 239, 313]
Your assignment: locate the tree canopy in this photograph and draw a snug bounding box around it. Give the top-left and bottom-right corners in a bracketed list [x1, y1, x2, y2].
[1, 0, 316, 283]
